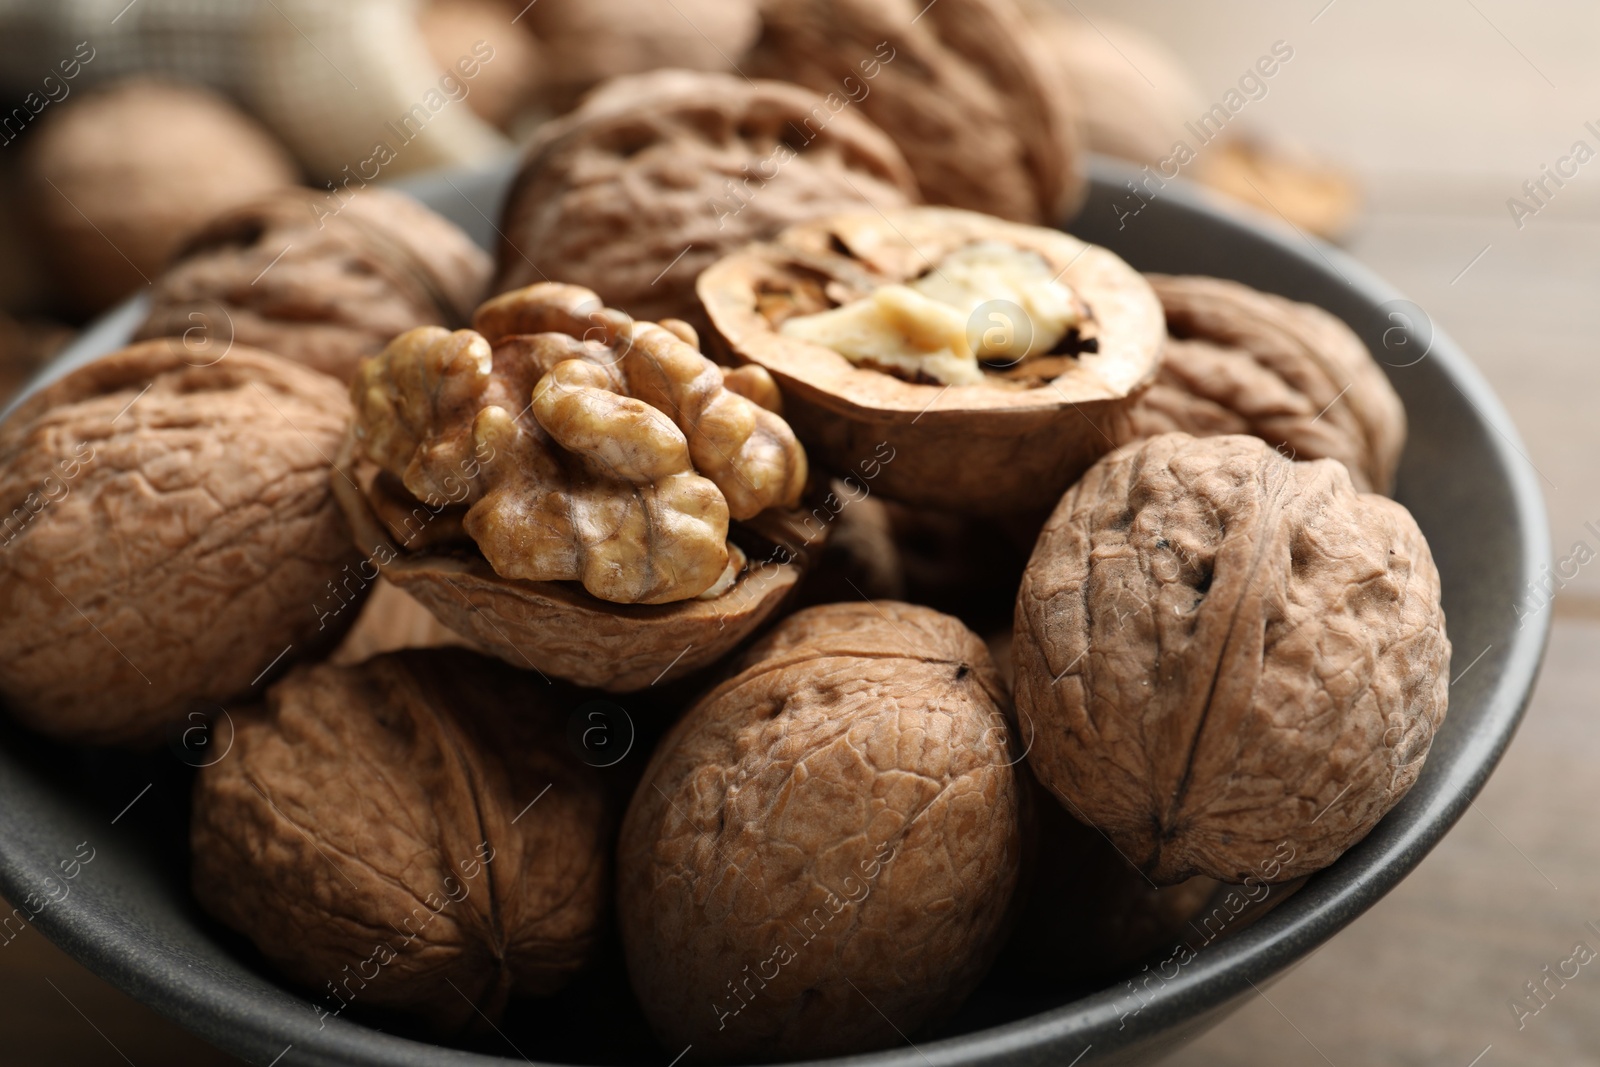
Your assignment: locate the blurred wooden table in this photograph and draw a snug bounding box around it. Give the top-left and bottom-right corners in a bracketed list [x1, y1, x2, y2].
[7, 1, 1600, 1064]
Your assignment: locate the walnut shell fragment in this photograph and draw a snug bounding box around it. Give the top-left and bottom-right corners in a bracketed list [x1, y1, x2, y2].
[336, 283, 815, 690]
[746, 0, 1085, 224]
[493, 70, 919, 324]
[0, 340, 362, 745]
[136, 187, 490, 382]
[1013, 434, 1450, 884]
[618, 602, 1022, 1062]
[1111, 275, 1405, 494]
[191, 649, 611, 1029]
[699, 206, 1165, 513]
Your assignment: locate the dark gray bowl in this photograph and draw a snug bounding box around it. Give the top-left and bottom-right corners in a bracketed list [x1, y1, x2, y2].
[0, 159, 1550, 1067]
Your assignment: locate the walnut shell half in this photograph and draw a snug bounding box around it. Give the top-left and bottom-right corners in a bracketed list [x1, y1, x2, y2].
[1111, 275, 1406, 495]
[746, 0, 1085, 224]
[618, 602, 1022, 1062]
[1013, 434, 1450, 884]
[136, 187, 490, 382]
[699, 206, 1165, 513]
[191, 649, 611, 1029]
[0, 339, 361, 745]
[493, 69, 919, 324]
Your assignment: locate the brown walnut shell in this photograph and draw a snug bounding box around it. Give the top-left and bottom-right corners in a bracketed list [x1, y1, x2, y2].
[191, 648, 611, 1029]
[618, 601, 1022, 1062]
[20, 79, 300, 316]
[1020, 4, 1203, 167]
[524, 0, 762, 110]
[699, 206, 1165, 513]
[493, 69, 919, 324]
[1013, 433, 1450, 884]
[746, 0, 1085, 224]
[0, 339, 362, 745]
[136, 187, 490, 382]
[1110, 275, 1406, 495]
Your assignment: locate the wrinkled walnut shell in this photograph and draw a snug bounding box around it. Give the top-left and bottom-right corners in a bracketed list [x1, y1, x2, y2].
[191, 649, 611, 1029]
[1014, 434, 1449, 884]
[1111, 275, 1405, 495]
[746, 0, 1085, 224]
[0, 339, 361, 745]
[137, 187, 490, 382]
[618, 602, 1022, 1062]
[494, 69, 919, 324]
[524, 0, 761, 110]
[699, 206, 1165, 513]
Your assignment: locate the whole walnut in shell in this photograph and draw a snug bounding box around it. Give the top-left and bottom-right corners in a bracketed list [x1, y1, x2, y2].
[618, 602, 1022, 1062]
[418, 0, 544, 130]
[1021, 4, 1203, 167]
[20, 78, 300, 316]
[191, 649, 611, 1029]
[0, 340, 362, 745]
[336, 282, 813, 690]
[493, 69, 919, 324]
[523, 0, 761, 110]
[746, 0, 1085, 224]
[1111, 275, 1405, 495]
[1013, 433, 1450, 884]
[699, 206, 1165, 513]
[136, 187, 490, 382]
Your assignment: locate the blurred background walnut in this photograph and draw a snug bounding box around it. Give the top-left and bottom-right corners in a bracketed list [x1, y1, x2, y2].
[493, 69, 919, 324]
[522, 0, 761, 113]
[746, 0, 1086, 224]
[17, 79, 300, 318]
[135, 186, 489, 382]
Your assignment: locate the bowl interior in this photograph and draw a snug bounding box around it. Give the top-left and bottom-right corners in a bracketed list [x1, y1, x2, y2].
[0, 159, 1550, 1067]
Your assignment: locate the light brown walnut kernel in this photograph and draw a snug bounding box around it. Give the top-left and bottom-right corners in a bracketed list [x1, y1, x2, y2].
[191, 649, 611, 1029]
[618, 602, 1022, 1062]
[0, 339, 362, 745]
[1013, 433, 1450, 885]
[349, 283, 807, 605]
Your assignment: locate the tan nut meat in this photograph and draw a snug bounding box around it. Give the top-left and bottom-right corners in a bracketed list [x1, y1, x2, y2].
[1013, 434, 1450, 885]
[191, 649, 612, 1029]
[337, 283, 812, 689]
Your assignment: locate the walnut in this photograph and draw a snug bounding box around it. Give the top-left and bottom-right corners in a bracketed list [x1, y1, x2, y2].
[745, 0, 1085, 224]
[1195, 137, 1361, 242]
[618, 602, 1022, 1061]
[20, 78, 299, 316]
[1111, 275, 1406, 495]
[1013, 433, 1450, 885]
[523, 0, 762, 111]
[335, 282, 815, 690]
[418, 0, 543, 131]
[1020, 3, 1203, 168]
[0, 340, 362, 745]
[699, 205, 1165, 513]
[493, 70, 919, 324]
[329, 577, 478, 667]
[136, 187, 490, 382]
[191, 648, 611, 1029]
